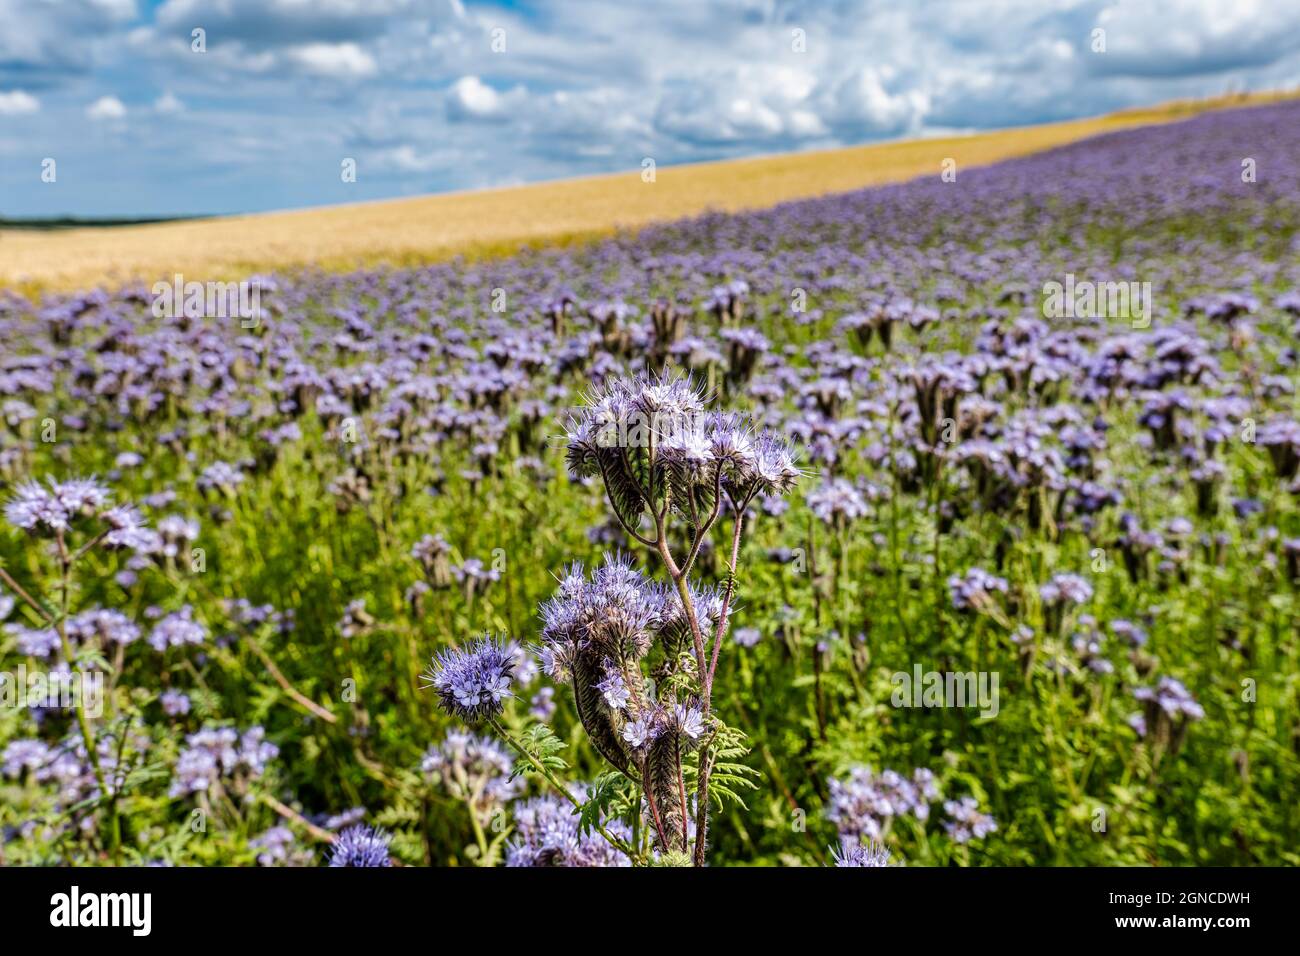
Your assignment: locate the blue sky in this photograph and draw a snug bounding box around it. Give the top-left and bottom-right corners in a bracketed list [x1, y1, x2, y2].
[2, 0, 1298, 218]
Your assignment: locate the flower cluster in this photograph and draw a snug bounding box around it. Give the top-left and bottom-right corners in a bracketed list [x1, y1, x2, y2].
[831, 839, 893, 867]
[942, 796, 998, 844]
[948, 567, 1009, 614]
[249, 826, 315, 867]
[147, 606, 207, 652]
[421, 730, 522, 813]
[506, 791, 632, 867]
[423, 636, 515, 722]
[1130, 676, 1205, 751]
[806, 476, 873, 527]
[169, 726, 279, 797]
[4, 477, 111, 535]
[329, 825, 392, 867]
[67, 608, 141, 648]
[826, 766, 941, 842]
[563, 373, 799, 530]
[537, 555, 713, 780]
[1039, 573, 1093, 607]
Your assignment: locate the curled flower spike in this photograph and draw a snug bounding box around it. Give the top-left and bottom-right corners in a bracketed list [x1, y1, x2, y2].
[422, 635, 516, 721]
[5, 476, 112, 535]
[562, 372, 799, 533]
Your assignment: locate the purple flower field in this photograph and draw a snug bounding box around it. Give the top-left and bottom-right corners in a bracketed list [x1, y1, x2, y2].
[2, 100, 1299, 866]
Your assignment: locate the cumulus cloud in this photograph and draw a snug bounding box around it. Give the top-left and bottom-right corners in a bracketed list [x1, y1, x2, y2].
[821, 67, 930, 137]
[154, 0, 416, 45]
[0, 0, 137, 84]
[0, 90, 39, 115]
[1086, 0, 1300, 77]
[370, 144, 451, 173]
[447, 75, 506, 120]
[285, 42, 378, 78]
[86, 95, 127, 120]
[154, 91, 184, 114]
[9, 0, 1300, 217]
[654, 65, 829, 146]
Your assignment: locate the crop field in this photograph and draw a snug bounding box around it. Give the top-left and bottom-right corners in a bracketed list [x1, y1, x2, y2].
[1, 91, 1291, 297]
[1, 99, 1299, 868]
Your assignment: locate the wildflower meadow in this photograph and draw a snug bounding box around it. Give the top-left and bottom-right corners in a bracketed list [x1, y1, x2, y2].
[2, 97, 1299, 871]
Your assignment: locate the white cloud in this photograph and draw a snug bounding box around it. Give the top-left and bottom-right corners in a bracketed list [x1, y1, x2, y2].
[447, 75, 511, 121]
[371, 144, 447, 173]
[154, 91, 184, 114]
[0, 89, 39, 115]
[654, 65, 831, 146]
[86, 95, 127, 120]
[822, 67, 930, 136]
[9, 0, 1300, 217]
[285, 42, 377, 78]
[1088, 0, 1300, 76]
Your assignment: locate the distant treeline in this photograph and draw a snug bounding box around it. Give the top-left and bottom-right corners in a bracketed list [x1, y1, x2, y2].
[0, 215, 208, 231]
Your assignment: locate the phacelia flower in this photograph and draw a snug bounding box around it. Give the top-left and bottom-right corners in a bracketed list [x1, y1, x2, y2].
[942, 796, 998, 843]
[1039, 573, 1093, 606]
[329, 825, 392, 867]
[423, 635, 515, 721]
[148, 606, 207, 652]
[832, 839, 893, 867]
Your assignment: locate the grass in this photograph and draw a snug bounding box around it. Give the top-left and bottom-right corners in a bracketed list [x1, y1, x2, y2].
[3, 89, 1296, 295]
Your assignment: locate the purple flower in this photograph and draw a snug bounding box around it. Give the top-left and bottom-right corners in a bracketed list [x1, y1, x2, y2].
[324, 807, 368, 831]
[1039, 573, 1092, 607]
[160, 689, 191, 716]
[596, 663, 631, 711]
[948, 567, 1009, 613]
[827, 766, 941, 840]
[250, 826, 312, 867]
[672, 703, 706, 740]
[1133, 676, 1204, 721]
[807, 476, 870, 526]
[2, 739, 52, 777]
[943, 796, 997, 843]
[169, 726, 278, 796]
[148, 606, 207, 652]
[67, 608, 141, 647]
[422, 635, 515, 721]
[422, 730, 522, 810]
[100, 504, 151, 550]
[831, 839, 893, 867]
[507, 790, 632, 867]
[529, 686, 556, 721]
[329, 825, 392, 867]
[620, 716, 659, 749]
[5, 477, 110, 535]
[8, 623, 60, 658]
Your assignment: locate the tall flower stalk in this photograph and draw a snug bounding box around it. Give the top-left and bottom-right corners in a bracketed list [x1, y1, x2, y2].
[556, 373, 799, 864]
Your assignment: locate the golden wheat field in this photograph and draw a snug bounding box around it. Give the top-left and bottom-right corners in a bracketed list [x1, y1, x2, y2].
[1, 89, 1294, 295]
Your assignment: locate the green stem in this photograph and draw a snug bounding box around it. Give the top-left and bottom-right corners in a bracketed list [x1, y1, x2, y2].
[487, 716, 638, 861]
[54, 534, 120, 861]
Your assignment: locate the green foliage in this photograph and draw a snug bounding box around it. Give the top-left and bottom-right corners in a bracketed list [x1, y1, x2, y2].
[509, 722, 570, 781]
